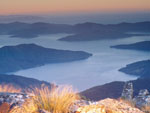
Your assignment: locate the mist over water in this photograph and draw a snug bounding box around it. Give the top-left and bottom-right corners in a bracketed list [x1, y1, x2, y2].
[1, 34, 150, 91]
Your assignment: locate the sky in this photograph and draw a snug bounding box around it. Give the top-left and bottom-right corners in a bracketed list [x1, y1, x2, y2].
[0, 0, 150, 15]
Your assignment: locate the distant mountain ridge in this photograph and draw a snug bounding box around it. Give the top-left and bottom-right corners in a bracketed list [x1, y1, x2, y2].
[0, 21, 150, 40]
[0, 15, 47, 23]
[0, 22, 73, 38]
[60, 21, 150, 41]
[0, 44, 92, 74]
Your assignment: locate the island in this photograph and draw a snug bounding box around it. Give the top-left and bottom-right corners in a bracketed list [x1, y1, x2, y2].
[111, 41, 150, 51]
[59, 31, 133, 42]
[0, 44, 92, 73]
[119, 60, 150, 78]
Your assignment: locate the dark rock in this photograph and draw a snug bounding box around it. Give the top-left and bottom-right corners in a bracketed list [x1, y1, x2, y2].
[138, 89, 149, 96]
[133, 89, 150, 108]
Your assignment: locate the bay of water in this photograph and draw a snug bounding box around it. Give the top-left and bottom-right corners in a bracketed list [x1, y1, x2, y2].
[0, 34, 150, 91]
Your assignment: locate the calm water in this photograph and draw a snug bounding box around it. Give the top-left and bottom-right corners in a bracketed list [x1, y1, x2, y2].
[0, 34, 150, 91]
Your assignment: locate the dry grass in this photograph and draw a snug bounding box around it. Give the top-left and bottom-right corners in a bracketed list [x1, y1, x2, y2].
[32, 84, 80, 113]
[0, 84, 21, 93]
[10, 84, 80, 113]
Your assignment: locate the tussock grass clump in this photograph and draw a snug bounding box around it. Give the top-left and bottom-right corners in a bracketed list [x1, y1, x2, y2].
[32, 84, 80, 113]
[6, 84, 79, 113]
[0, 84, 21, 93]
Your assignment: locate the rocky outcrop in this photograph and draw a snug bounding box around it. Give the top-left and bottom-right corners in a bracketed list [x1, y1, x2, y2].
[76, 98, 143, 113]
[133, 89, 150, 108]
[121, 82, 150, 112]
[0, 92, 29, 113]
[0, 92, 29, 107]
[121, 82, 133, 100]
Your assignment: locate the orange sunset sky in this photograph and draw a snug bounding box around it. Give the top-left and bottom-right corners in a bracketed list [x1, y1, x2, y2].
[0, 0, 150, 15]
